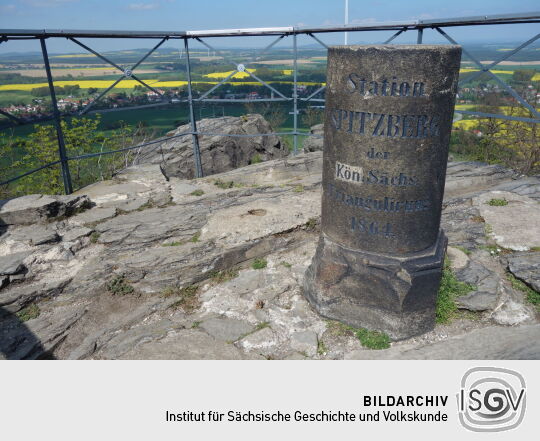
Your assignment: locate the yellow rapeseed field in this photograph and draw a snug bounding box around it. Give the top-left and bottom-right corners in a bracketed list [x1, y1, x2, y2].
[0, 78, 325, 91]
[459, 68, 514, 74]
[204, 69, 255, 79]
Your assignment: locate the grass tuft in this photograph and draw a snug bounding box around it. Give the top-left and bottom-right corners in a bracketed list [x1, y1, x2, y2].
[89, 231, 100, 243]
[305, 217, 318, 231]
[16, 304, 40, 322]
[317, 340, 328, 355]
[106, 275, 135, 295]
[252, 258, 267, 270]
[250, 154, 263, 164]
[162, 241, 183, 247]
[487, 198, 508, 206]
[209, 268, 239, 284]
[436, 259, 476, 324]
[454, 245, 472, 256]
[507, 273, 540, 311]
[190, 189, 204, 196]
[214, 179, 243, 189]
[325, 320, 390, 350]
[164, 285, 200, 313]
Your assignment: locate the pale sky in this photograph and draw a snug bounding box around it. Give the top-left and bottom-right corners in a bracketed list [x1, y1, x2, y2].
[0, 0, 539, 53]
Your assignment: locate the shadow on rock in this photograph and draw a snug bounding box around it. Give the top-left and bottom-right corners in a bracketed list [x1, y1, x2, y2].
[0, 307, 54, 360]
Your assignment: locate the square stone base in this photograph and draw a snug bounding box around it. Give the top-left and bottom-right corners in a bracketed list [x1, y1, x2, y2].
[303, 231, 447, 340]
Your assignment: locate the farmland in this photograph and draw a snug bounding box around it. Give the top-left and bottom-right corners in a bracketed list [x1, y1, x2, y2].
[0, 41, 538, 166]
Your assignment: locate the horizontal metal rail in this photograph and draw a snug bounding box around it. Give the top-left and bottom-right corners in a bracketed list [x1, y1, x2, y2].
[2, 12, 539, 39]
[1, 11, 539, 193]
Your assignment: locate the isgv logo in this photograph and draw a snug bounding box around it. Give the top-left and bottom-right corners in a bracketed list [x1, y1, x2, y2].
[457, 367, 526, 432]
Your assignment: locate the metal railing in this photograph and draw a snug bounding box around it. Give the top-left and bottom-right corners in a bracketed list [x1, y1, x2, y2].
[1, 12, 540, 194]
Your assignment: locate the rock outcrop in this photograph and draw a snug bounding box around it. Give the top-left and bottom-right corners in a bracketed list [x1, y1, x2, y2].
[302, 124, 324, 152]
[136, 114, 287, 179]
[0, 154, 538, 360]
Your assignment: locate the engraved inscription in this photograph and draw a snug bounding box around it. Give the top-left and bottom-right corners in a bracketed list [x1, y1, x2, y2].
[327, 183, 431, 214]
[351, 217, 395, 238]
[367, 148, 390, 159]
[335, 161, 363, 185]
[346, 74, 426, 97]
[330, 108, 440, 138]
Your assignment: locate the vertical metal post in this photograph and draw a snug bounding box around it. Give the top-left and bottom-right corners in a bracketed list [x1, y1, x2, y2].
[417, 28, 423, 44]
[184, 37, 203, 178]
[293, 32, 298, 155]
[40, 37, 73, 194]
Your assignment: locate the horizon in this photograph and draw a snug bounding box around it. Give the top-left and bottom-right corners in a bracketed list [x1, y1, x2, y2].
[1, 0, 539, 53]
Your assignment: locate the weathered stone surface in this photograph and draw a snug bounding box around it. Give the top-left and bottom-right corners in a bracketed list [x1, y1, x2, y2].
[447, 246, 469, 270]
[200, 317, 254, 342]
[70, 207, 117, 226]
[456, 291, 498, 311]
[305, 231, 447, 339]
[0, 150, 538, 360]
[0, 251, 32, 276]
[305, 45, 461, 339]
[290, 330, 318, 356]
[345, 325, 540, 359]
[473, 191, 540, 251]
[302, 124, 324, 152]
[320, 45, 460, 254]
[236, 327, 278, 356]
[444, 162, 516, 198]
[507, 252, 540, 293]
[491, 299, 534, 326]
[137, 114, 287, 179]
[0, 194, 90, 226]
[117, 329, 258, 360]
[61, 227, 93, 242]
[29, 228, 59, 246]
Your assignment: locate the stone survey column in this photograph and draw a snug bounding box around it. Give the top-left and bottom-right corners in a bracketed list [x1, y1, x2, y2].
[304, 45, 461, 339]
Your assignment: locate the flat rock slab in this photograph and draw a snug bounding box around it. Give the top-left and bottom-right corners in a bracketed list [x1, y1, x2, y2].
[117, 329, 258, 360]
[290, 330, 318, 357]
[507, 252, 540, 293]
[200, 317, 254, 342]
[0, 194, 90, 226]
[7, 225, 59, 246]
[474, 191, 540, 251]
[0, 250, 32, 275]
[346, 325, 540, 359]
[201, 192, 320, 246]
[70, 207, 117, 226]
[456, 291, 499, 311]
[61, 227, 93, 242]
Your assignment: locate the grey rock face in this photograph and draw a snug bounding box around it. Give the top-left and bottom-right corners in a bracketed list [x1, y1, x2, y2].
[346, 325, 540, 360]
[200, 317, 254, 342]
[0, 251, 32, 276]
[303, 124, 324, 152]
[305, 45, 461, 339]
[507, 253, 540, 293]
[290, 330, 318, 356]
[0, 194, 90, 226]
[137, 114, 287, 179]
[0, 149, 538, 360]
